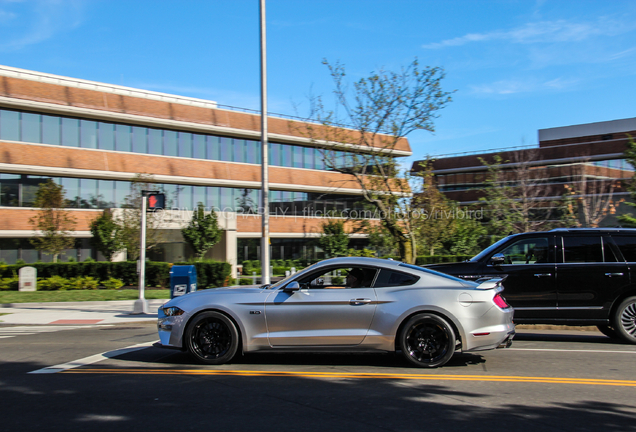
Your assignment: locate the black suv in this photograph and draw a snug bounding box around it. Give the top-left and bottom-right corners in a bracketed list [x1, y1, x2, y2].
[428, 228, 636, 344]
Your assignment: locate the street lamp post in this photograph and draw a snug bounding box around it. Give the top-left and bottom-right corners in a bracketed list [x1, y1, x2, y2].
[260, 0, 270, 285]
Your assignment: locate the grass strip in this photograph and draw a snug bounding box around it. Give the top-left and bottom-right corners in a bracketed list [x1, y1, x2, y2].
[0, 289, 171, 304]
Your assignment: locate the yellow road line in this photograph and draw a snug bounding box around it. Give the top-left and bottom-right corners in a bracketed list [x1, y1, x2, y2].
[63, 369, 636, 387]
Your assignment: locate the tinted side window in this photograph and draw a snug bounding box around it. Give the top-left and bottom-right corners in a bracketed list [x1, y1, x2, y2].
[497, 237, 551, 264]
[563, 236, 609, 263]
[375, 269, 419, 287]
[611, 236, 636, 262]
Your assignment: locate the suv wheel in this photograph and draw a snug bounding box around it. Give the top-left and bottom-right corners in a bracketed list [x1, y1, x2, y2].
[612, 296, 636, 344]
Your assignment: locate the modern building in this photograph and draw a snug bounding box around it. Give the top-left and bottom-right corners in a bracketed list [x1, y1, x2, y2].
[0, 65, 411, 274]
[414, 117, 636, 226]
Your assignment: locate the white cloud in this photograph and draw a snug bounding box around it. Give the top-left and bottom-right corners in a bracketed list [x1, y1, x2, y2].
[0, 0, 85, 52]
[470, 76, 580, 95]
[423, 18, 636, 49]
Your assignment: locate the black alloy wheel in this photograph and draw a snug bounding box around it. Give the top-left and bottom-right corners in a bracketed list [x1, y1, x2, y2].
[613, 296, 636, 344]
[400, 314, 455, 368]
[185, 311, 239, 364]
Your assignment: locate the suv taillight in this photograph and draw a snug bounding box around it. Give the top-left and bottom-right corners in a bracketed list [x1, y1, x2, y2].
[493, 293, 510, 309]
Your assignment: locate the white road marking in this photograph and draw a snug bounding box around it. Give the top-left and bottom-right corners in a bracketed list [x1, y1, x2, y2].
[509, 348, 636, 354]
[28, 341, 156, 374]
[0, 325, 89, 339]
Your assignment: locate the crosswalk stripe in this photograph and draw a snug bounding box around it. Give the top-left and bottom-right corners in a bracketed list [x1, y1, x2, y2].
[0, 325, 96, 339]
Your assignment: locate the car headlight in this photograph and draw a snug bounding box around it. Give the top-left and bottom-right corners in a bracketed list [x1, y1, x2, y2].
[162, 306, 185, 316]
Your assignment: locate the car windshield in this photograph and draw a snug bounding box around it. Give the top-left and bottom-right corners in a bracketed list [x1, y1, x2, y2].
[398, 263, 467, 283]
[469, 235, 513, 262]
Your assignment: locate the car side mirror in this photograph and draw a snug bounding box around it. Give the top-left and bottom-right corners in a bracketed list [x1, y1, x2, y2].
[490, 253, 505, 266]
[283, 281, 300, 291]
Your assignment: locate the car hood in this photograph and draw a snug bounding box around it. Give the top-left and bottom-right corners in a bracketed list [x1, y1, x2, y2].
[162, 285, 270, 308]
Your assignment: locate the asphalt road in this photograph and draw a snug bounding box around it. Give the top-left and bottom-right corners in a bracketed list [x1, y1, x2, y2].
[1, 323, 635, 432]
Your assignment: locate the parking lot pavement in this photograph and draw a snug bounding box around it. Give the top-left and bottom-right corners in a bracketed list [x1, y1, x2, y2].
[0, 299, 167, 325]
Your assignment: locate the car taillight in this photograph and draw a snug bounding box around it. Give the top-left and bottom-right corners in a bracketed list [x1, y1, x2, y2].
[493, 293, 510, 309]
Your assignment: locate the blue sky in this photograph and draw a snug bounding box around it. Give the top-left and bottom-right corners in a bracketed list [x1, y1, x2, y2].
[1, 0, 636, 163]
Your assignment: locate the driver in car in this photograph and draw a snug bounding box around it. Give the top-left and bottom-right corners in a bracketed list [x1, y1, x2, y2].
[346, 268, 365, 288]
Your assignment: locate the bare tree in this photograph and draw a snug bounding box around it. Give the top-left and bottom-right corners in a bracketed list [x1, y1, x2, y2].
[299, 59, 453, 263]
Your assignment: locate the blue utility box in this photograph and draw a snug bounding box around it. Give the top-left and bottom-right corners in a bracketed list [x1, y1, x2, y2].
[170, 265, 197, 299]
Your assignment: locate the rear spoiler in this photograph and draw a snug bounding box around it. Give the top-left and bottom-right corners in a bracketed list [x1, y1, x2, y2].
[475, 276, 507, 290]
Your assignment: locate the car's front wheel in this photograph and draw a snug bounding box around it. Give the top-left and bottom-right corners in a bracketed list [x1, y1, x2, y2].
[185, 311, 239, 364]
[613, 296, 636, 344]
[399, 314, 455, 368]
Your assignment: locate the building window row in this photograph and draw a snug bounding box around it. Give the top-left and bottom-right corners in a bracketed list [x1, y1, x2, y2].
[0, 108, 380, 172]
[0, 173, 370, 216]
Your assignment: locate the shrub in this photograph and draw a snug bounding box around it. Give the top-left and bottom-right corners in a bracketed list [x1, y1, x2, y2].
[101, 277, 124, 290]
[38, 276, 70, 291]
[239, 278, 254, 285]
[67, 276, 99, 290]
[0, 277, 19, 291]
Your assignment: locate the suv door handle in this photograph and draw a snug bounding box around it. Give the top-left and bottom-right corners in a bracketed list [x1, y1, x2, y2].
[534, 273, 552, 278]
[350, 298, 371, 305]
[605, 273, 624, 277]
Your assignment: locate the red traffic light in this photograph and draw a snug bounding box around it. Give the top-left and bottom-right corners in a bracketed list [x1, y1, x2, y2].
[147, 193, 165, 211]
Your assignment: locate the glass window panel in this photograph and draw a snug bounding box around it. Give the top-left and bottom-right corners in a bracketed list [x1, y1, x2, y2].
[292, 146, 304, 168]
[96, 180, 115, 208]
[192, 186, 206, 208]
[80, 120, 98, 149]
[114, 181, 129, 208]
[207, 187, 220, 211]
[206, 135, 220, 161]
[0, 238, 19, 264]
[97, 122, 115, 150]
[0, 110, 20, 141]
[192, 134, 206, 159]
[178, 132, 193, 158]
[161, 183, 178, 208]
[21, 176, 48, 207]
[245, 140, 259, 164]
[177, 185, 193, 210]
[315, 149, 326, 170]
[220, 137, 232, 161]
[132, 126, 148, 153]
[219, 187, 233, 211]
[164, 130, 177, 156]
[60, 177, 80, 208]
[80, 179, 98, 208]
[21, 112, 41, 143]
[61, 117, 80, 147]
[20, 239, 38, 264]
[233, 139, 246, 163]
[0, 174, 20, 206]
[115, 124, 132, 152]
[147, 128, 163, 155]
[281, 144, 293, 167]
[303, 147, 315, 169]
[563, 237, 603, 263]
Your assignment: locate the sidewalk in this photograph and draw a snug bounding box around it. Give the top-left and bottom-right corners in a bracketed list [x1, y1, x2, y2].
[0, 299, 168, 325]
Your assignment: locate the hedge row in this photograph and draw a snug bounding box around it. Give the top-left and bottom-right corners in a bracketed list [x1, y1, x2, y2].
[0, 260, 232, 289]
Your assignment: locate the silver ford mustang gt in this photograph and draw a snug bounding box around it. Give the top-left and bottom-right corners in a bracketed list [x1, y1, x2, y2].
[157, 257, 515, 368]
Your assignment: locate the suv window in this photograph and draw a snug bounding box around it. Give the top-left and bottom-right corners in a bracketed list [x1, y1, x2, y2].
[610, 236, 636, 262]
[562, 236, 617, 263]
[497, 237, 551, 264]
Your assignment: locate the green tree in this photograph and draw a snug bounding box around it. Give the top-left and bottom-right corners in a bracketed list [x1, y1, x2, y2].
[318, 219, 349, 258]
[618, 137, 636, 227]
[182, 203, 223, 260]
[118, 174, 164, 260]
[89, 209, 124, 261]
[413, 160, 456, 256]
[29, 179, 77, 262]
[302, 58, 453, 263]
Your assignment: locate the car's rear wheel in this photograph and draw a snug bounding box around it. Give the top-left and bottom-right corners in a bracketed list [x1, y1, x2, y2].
[185, 311, 239, 364]
[399, 314, 455, 368]
[596, 325, 619, 339]
[613, 296, 636, 344]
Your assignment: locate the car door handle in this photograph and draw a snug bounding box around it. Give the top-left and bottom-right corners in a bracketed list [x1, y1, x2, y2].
[350, 298, 371, 305]
[534, 273, 552, 278]
[605, 273, 624, 277]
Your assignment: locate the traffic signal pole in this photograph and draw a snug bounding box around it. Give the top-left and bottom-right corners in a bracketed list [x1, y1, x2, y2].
[133, 191, 149, 314]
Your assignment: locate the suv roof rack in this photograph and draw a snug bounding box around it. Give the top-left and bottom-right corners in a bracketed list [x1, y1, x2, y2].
[549, 227, 636, 232]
